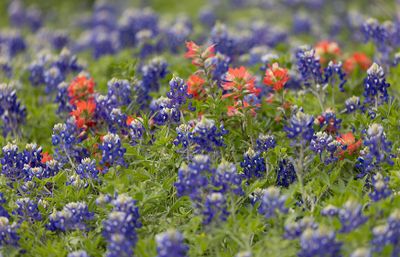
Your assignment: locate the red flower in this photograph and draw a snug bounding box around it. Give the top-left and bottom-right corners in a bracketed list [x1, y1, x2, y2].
[222, 67, 260, 99]
[263, 63, 289, 91]
[315, 40, 341, 65]
[343, 52, 372, 74]
[184, 41, 215, 66]
[68, 74, 95, 106]
[70, 100, 96, 129]
[41, 152, 53, 164]
[337, 132, 362, 159]
[187, 75, 206, 99]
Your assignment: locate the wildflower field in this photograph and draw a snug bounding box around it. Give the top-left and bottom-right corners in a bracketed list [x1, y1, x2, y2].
[1, 0, 400, 256]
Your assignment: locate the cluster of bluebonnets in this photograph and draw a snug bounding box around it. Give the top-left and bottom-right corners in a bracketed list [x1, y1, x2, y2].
[0, 0, 400, 256]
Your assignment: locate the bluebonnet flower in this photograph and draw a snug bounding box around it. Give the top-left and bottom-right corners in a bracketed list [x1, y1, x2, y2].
[43, 66, 65, 94]
[212, 161, 243, 195]
[67, 250, 89, 257]
[337, 200, 367, 233]
[350, 248, 372, 257]
[102, 194, 141, 257]
[0, 56, 12, 78]
[141, 57, 168, 93]
[163, 20, 192, 53]
[321, 204, 339, 217]
[28, 61, 45, 86]
[295, 46, 323, 86]
[127, 117, 145, 145]
[356, 123, 393, 177]
[298, 227, 342, 257]
[0, 216, 19, 247]
[210, 23, 235, 57]
[323, 61, 347, 92]
[315, 110, 342, 134]
[240, 148, 266, 179]
[191, 118, 228, 153]
[284, 217, 318, 240]
[371, 209, 400, 255]
[167, 77, 193, 109]
[55, 82, 73, 115]
[52, 119, 88, 164]
[1, 142, 25, 180]
[66, 173, 87, 189]
[256, 134, 276, 153]
[156, 229, 188, 257]
[99, 133, 127, 168]
[54, 48, 83, 74]
[199, 8, 216, 28]
[76, 158, 100, 180]
[107, 78, 132, 107]
[203, 192, 229, 225]
[28, 160, 61, 180]
[13, 198, 42, 222]
[173, 123, 194, 149]
[369, 173, 391, 202]
[292, 14, 312, 35]
[0, 83, 27, 137]
[175, 155, 211, 201]
[0, 30, 26, 57]
[150, 97, 180, 125]
[118, 8, 159, 48]
[47, 202, 93, 232]
[284, 110, 314, 144]
[108, 108, 128, 134]
[0, 193, 9, 218]
[310, 132, 341, 164]
[276, 159, 297, 187]
[96, 193, 112, 206]
[363, 63, 390, 107]
[206, 53, 231, 86]
[258, 186, 288, 219]
[344, 96, 361, 113]
[8, 1, 42, 31]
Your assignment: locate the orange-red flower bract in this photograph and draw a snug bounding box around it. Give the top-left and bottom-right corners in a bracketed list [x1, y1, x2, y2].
[343, 52, 372, 74]
[222, 67, 260, 99]
[70, 100, 96, 129]
[315, 40, 341, 65]
[184, 41, 215, 66]
[263, 63, 290, 91]
[187, 75, 206, 99]
[41, 152, 53, 164]
[68, 75, 95, 106]
[337, 132, 362, 158]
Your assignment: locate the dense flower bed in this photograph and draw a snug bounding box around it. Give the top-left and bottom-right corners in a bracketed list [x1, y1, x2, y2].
[0, 0, 400, 256]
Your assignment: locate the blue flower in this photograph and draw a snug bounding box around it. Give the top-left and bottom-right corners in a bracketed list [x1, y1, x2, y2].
[191, 118, 228, 153]
[0, 216, 19, 247]
[371, 209, 400, 255]
[240, 148, 266, 179]
[0, 83, 27, 137]
[99, 133, 127, 168]
[369, 173, 391, 202]
[298, 227, 342, 257]
[102, 194, 141, 257]
[256, 134, 276, 153]
[156, 229, 188, 257]
[43, 66, 65, 94]
[76, 158, 100, 180]
[284, 110, 314, 143]
[344, 96, 361, 114]
[47, 202, 93, 232]
[55, 82, 73, 115]
[107, 78, 132, 107]
[13, 198, 42, 222]
[337, 200, 367, 233]
[141, 57, 169, 93]
[257, 186, 288, 219]
[310, 132, 341, 164]
[167, 77, 193, 109]
[128, 117, 145, 145]
[203, 192, 229, 225]
[175, 155, 211, 201]
[212, 161, 243, 195]
[284, 217, 317, 240]
[363, 63, 390, 107]
[295, 46, 323, 86]
[276, 159, 297, 188]
[323, 61, 347, 92]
